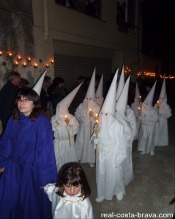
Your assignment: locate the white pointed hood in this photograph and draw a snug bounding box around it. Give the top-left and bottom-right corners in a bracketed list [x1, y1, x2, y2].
[85, 67, 96, 99]
[116, 65, 125, 101]
[57, 83, 82, 108]
[159, 78, 167, 100]
[33, 69, 47, 95]
[135, 82, 141, 99]
[95, 74, 103, 98]
[100, 69, 118, 116]
[116, 76, 130, 114]
[143, 81, 157, 105]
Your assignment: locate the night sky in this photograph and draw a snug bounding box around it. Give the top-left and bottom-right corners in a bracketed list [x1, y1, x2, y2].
[141, 0, 175, 75]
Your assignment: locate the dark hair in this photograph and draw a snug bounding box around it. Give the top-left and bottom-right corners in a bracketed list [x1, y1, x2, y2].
[12, 87, 43, 121]
[20, 78, 29, 87]
[56, 162, 91, 199]
[8, 71, 21, 81]
[44, 76, 51, 83]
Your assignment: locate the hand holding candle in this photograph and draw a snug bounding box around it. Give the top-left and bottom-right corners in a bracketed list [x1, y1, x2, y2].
[137, 106, 141, 114]
[65, 115, 70, 125]
[89, 108, 93, 117]
[95, 119, 99, 155]
[138, 95, 141, 103]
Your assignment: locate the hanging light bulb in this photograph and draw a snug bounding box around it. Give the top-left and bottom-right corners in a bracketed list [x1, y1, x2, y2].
[45, 63, 49, 68]
[22, 61, 27, 67]
[17, 55, 22, 61]
[27, 56, 31, 62]
[14, 61, 19, 66]
[50, 59, 54, 64]
[7, 51, 13, 57]
[33, 63, 38, 68]
[0, 50, 3, 56]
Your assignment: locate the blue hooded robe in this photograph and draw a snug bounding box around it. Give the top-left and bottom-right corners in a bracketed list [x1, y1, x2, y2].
[0, 113, 57, 219]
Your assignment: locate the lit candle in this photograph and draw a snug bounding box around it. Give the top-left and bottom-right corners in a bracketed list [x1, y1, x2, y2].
[95, 119, 99, 155]
[0, 50, 3, 56]
[50, 59, 54, 64]
[45, 63, 49, 68]
[64, 115, 70, 125]
[137, 106, 141, 114]
[65, 115, 71, 146]
[89, 108, 93, 117]
[139, 95, 141, 101]
[157, 100, 160, 110]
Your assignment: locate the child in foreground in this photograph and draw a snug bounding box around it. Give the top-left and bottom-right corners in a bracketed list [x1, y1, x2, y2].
[44, 162, 94, 219]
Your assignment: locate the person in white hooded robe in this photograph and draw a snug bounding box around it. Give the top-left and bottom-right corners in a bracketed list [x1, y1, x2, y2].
[92, 70, 127, 202]
[154, 78, 172, 146]
[75, 68, 100, 167]
[51, 84, 82, 172]
[138, 81, 158, 156]
[116, 75, 136, 187]
[131, 82, 142, 140]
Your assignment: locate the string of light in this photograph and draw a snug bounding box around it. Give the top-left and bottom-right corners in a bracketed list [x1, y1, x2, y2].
[0, 48, 54, 69]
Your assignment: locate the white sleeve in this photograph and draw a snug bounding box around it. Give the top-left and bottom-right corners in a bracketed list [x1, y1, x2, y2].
[81, 198, 94, 219]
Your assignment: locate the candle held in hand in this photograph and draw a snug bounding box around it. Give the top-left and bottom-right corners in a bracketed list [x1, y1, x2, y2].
[65, 115, 70, 125]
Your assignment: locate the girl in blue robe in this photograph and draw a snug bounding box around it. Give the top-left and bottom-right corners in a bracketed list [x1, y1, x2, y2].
[0, 87, 57, 219]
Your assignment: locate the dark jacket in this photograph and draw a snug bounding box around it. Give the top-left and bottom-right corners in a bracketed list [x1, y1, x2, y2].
[0, 81, 19, 129]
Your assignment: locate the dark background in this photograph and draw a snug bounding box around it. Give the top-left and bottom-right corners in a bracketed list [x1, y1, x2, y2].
[141, 0, 175, 75]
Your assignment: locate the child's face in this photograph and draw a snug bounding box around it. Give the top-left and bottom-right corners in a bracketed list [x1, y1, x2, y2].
[63, 183, 81, 196]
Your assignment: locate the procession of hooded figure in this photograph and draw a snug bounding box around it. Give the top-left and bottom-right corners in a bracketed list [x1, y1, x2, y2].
[42, 64, 172, 204]
[74, 67, 100, 168]
[115, 66, 136, 187]
[137, 81, 158, 156]
[154, 78, 172, 146]
[131, 81, 142, 140]
[51, 83, 82, 172]
[92, 69, 126, 202]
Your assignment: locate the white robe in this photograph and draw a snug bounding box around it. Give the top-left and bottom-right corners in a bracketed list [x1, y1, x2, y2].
[75, 99, 100, 164]
[44, 184, 94, 219]
[95, 114, 127, 200]
[124, 105, 137, 185]
[115, 108, 134, 187]
[154, 100, 172, 146]
[138, 103, 158, 154]
[51, 111, 79, 172]
[131, 99, 142, 140]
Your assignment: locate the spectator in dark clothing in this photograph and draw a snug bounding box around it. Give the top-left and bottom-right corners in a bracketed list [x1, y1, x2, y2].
[40, 76, 52, 110]
[48, 77, 68, 115]
[20, 78, 30, 88]
[0, 71, 21, 130]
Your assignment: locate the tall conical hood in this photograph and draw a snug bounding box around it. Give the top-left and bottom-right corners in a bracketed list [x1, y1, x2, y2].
[100, 69, 118, 116]
[143, 81, 157, 105]
[135, 82, 141, 98]
[85, 67, 96, 99]
[57, 83, 82, 108]
[116, 65, 125, 101]
[33, 69, 47, 95]
[95, 74, 103, 98]
[116, 76, 130, 114]
[159, 78, 167, 99]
